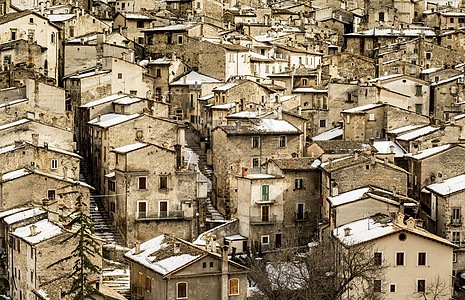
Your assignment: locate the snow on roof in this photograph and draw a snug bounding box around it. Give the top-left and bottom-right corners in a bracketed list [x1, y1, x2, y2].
[228, 111, 260, 118]
[4, 207, 46, 225]
[143, 23, 195, 32]
[372, 141, 405, 157]
[387, 124, 426, 134]
[113, 96, 144, 105]
[171, 71, 220, 85]
[225, 234, 248, 241]
[105, 172, 115, 178]
[0, 98, 28, 109]
[311, 158, 321, 167]
[12, 219, 64, 244]
[422, 67, 442, 74]
[112, 142, 148, 154]
[211, 102, 235, 109]
[333, 218, 396, 246]
[0, 144, 16, 154]
[47, 14, 75, 22]
[320, 155, 352, 168]
[369, 74, 404, 82]
[125, 235, 201, 276]
[80, 94, 126, 108]
[244, 174, 277, 179]
[292, 88, 328, 93]
[0, 207, 30, 219]
[36, 289, 50, 300]
[249, 51, 273, 61]
[0, 119, 30, 131]
[2, 169, 30, 181]
[342, 103, 382, 113]
[67, 35, 97, 43]
[88, 113, 140, 128]
[405, 144, 451, 160]
[347, 28, 435, 37]
[121, 13, 150, 19]
[382, 59, 400, 65]
[312, 127, 343, 140]
[426, 173, 465, 196]
[213, 82, 238, 91]
[199, 94, 214, 101]
[253, 119, 299, 133]
[279, 95, 296, 102]
[32, 169, 94, 189]
[328, 187, 370, 206]
[396, 126, 439, 141]
[431, 74, 464, 86]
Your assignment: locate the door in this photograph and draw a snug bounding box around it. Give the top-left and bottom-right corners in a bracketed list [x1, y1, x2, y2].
[242, 240, 248, 253]
[275, 234, 282, 248]
[160, 201, 168, 217]
[297, 203, 304, 220]
[261, 205, 269, 222]
[138, 201, 146, 218]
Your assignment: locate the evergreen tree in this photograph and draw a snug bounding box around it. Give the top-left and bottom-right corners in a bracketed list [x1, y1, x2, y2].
[49, 184, 104, 300]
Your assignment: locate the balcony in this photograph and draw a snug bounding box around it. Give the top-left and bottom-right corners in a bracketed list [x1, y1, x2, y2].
[250, 214, 277, 225]
[451, 217, 462, 226]
[136, 210, 184, 220]
[294, 211, 309, 222]
[255, 198, 277, 205]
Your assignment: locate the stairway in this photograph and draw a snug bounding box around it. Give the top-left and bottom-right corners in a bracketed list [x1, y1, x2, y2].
[79, 160, 126, 246]
[184, 128, 225, 222]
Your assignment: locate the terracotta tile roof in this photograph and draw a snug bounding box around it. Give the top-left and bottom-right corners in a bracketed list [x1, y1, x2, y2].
[269, 158, 318, 170]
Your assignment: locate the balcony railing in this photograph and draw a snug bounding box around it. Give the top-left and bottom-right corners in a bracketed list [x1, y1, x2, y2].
[451, 217, 462, 226]
[255, 198, 277, 204]
[250, 214, 277, 225]
[136, 210, 184, 220]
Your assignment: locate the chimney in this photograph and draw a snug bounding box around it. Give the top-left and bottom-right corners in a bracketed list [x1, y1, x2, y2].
[32, 134, 39, 146]
[384, 157, 389, 164]
[221, 245, 230, 300]
[451, 118, 456, 125]
[396, 213, 404, 225]
[29, 224, 37, 236]
[406, 217, 415, 229]
[235, 121, 241, 131]
[135, 242, 141, 254]
[48, 210, 59, 223]
[97, 114, 102, 123]
[14, 140, 22, 148]
[210, 235, 217, 253]
[277, 107, 283, 120]
[389, 145, 395, 154]
[174, 242, 181, 254]
[371, 153, 376, 165]
[344, 227, 351, 236]
[174, 144, 182, 170]
[43, 142, 48, 151]
[412, 145, 419, 155]
[354, 151, 358, 160]
[241, 167, 248, 177]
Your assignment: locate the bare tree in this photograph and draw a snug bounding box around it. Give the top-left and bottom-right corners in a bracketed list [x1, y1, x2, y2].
[246, 233, 387, 300]
[414, 276, 450, 300]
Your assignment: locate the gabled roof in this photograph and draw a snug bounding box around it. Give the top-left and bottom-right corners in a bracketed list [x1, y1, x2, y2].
[1, 168, 93, 189]
[216, 119, 301, 135]
[88, 113, 140, 128]
[12, 219, 65, 245]
[80, 94, 127, 108]
[111, 142, 175, 154]
[342, 103, 383, 114]
[404, 144, 455, 160]
[320, 153, 409, 174]
[3, 207, 46, 225]
[396, 126, 440, 141]
[171, 71, 221, 86]
[426, 173, 465, 196]
[328, 185, 414, 207]
[372, 141, 405, 157]
[0, 141, 82, 159]
[0, 11, 61, 30]
[124, 234, 246, 278]
[311, 127, 343, 140]
[311, 140, 369, 153]
[268, 158, 318, 170]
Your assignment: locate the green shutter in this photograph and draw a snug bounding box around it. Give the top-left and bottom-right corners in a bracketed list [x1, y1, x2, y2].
[262, 185, 269, 201]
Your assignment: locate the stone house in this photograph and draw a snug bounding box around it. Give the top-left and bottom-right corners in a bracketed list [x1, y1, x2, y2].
[341, 103, 431, 142]
[306, 140, 370, 161]
[425, 174, 465, 270]
[110, 142, 203, 246]
[212, 80, 275, 110]
[9, 217, 103, 300]
[211, 116, 301, 219]
[113, 12, 168, 45]
[268, 67, 321, 95]
[425, 10, 465, 29]
[405, 144, 465, 199]
[319, 152, 409, 220]
[0, 11, 62, 81]
[334, 214, 455, 299]
[395, 124, 463, 153]
[430, 73, 465, 121]
[50, 11, 111, 42]
[87, 113, 185, 197]
[124, 234, 248, 300]
[0, 39, 46, 73]
[0, 140, 81, 180]
[145, 56, 188, 102]
[324, 52, 376, 82]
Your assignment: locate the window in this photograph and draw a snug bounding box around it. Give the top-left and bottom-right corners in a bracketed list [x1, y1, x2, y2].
[51, 159, 58, 169]
[453, 231, 461, 245]
[261, 205, 270, 222]
[265, 65, 269, 73]
[373, 279, 382, 293]
[261, 235, 269, 245]
[418, 252, 426, 266]
[426, 52, 431, 60]
[453, 253, 457, 263]
[178, 35, 183, 44]
[415, 85, 422, 96]
[160, 176, 168, 189]
[10, 29, 16, 40]
[368, 113, 375, 121]
[202, 262, 206, 268]
[302, 79, 308, 86]
[17, 239, 20, 253]
[30, 270, 33, 282]
[156, 68, 161, 77]
[138, 177, 147, 189]
[262, 185, 269, 201]
[279, 136, 286, 148]
[295, 179, 303, 189]
[252, 157, 260, 169]
[320, 119, 326, 127]
[29, 17, 33, 23]
[118, 73, 123, 79]
[229, 279, 239, 295]
[138, 37, 144, 44]
[137, 21, 144, 28]
[460, 17, 465, 23]
[379, 12, 384, 22]
[48, 190, 56, 201]
[390, 284, 396, 293]
[396, 252, 404, 266]
[374, 252, 382, 266]
[252, 136, 259, 148]
[417, 279, 426, 293]
[450, 17, 455, 23]
[210, 262, 213, 267]
[177, 282, 187, 299]
[159, 201, 168, 217]
[51, 33, 55, 43]
[452, 208, 461, 225]
[137, 201, 147, 218]
[296, 203, 304, 220]
[145, 276, 151, 292]
[415, 104, 422, 114]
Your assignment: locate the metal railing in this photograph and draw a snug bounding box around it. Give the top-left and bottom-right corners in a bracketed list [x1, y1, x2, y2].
[250, 214, 277, 224]
[136, 210, 184, 220]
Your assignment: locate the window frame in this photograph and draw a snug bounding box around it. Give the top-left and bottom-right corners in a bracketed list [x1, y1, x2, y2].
[417, 278, 426, 293]
[47, 190, 56, 201]
[138, 176, 147, 189]
[279, 135, 286, 148]
[229, 278, 240, 295]
[262, 185, 270, 201]
[389, 283, 396, 293]
[294, 178, 303, 189]
[395, 251, 405, 266]
[50, 159, 58, 170]
[176, 282, 188, 299]
[417, 252, 427, 266]
[252, 136, 260, 148]
[374, 252, 382, 266]
[373, 279, 382, 293]
[145, 275, 151, 292]
[252, 157, 260, 169]
[159, 176, 168, 190]
[137, 200, 147, 218]
[261, 235, 270, 245]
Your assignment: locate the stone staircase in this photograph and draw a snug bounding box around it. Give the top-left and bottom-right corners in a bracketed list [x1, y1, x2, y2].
[79, 160, 126, 246]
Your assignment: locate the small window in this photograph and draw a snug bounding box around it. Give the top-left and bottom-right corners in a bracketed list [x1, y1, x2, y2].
[415, 85, 422, 96]
[261, 235, 269, 245]
[320, 120, 326, 127]
[178, 35, 183, 44]
[252, 136, 259, 148]
[426, 52, 431, 60]
[396, 252, 405, 266]
[51, 159, 58, 170]
[295, 179, 303, 189]
[417, 279, 426, 293]
[210, 262, 213, 268]
[160, 176, 168, 189]
[48, 190, 56, 201]
[279, 136, 286, 148]
[390, 284, 396, 293]
[229, 278, 239, 295]
[177, 282, 187, 299]
[415, 104, 422, 114]
[302, 79, 308, 86]
[262, 185, 269, 201]
[202, 262, 206, 268]
[450, 17, 455, 23]
[145, 276, 151, 292]
[452, 232, 461, 245]
[108, 181, 115, 192]
[118, 73, 123, 79]
[252, 157, 260, 169]
[139, 177, 147, 189]
[379, 12, 384, 22]
[368, 113, 375, 121]
[453, 253, 457, 263]
[373, 279, 382, 293]
[156, 68, 161, 77]
[167, 35, 172, 44]
[418, 252, 426, 266]
[374, 252, 382, 266]
[29, 17, 33, 23]
[137, 21, 144, 28]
